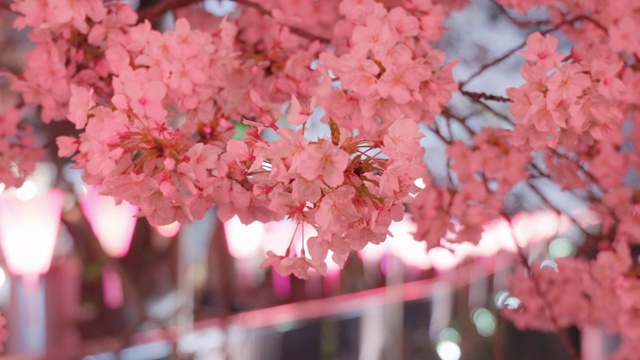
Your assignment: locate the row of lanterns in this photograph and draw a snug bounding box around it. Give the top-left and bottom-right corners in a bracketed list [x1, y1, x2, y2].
[0, 163, 575, 298]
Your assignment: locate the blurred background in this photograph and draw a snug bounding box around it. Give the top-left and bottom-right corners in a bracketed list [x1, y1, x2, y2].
[0, 0, 595, 359]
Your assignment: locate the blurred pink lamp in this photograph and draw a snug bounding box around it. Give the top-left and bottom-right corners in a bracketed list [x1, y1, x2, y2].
[0, 188, 64, 288]
[80, 185, 138, 308]
[154, 221, 181, 238]
[224, 216, 266, 289]
[80, 186, 138, 258]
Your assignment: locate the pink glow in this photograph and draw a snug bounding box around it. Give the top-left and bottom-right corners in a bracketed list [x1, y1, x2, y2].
[224, 216, 265, 259]
[272, 270, 291, 300]
[0, 188, 64, 279]
[358, 241, 389, 263]
[358, 210, 562, 272]
[427, 247, 458, 272]
[511, 211, 563, 246]
[80, 186, 138, 258]
[263, 220, 316, 256]
[387, 216, 431, 270]
[155, 221, 181, 238]
[102, 265, 124, 309]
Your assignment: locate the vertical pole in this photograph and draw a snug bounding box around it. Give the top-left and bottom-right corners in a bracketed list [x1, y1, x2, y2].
[7, 276, 46, 355]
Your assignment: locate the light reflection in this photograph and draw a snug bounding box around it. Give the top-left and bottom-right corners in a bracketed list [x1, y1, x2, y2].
[15, 180, 37, 201]
[436, 341, 461, 360]
[549, 237, 575, 258]
[224, 216, 265, 259]
[203, 0, 237, 16]
[438, 327, 461, 344]
[471, 307, 496, 337]
[504, 297, 521, 310]
[540, 260, 559, 272]
[155, 221, 181, 238]
[494, 291, 510, 308]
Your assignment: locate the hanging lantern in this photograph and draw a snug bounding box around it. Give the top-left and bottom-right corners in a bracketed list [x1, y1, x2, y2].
[0, 187, 64, 286]
[79, 185, 138, 308]
[80, 185, 138, 258]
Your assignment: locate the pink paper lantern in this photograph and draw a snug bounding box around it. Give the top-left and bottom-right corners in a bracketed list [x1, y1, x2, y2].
[80, 186, 138, 258]
[0, 188, 64, 283]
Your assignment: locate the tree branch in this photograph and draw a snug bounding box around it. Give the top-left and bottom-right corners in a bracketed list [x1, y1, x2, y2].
[429, 123, 452, 144]
[492, 0, 552, 28]
[234, 0, 331, 43]
[459, 15, 607, 89]
[504, 215, 580, 360]
[137, 0, 201, 23]
[460, 89, 511, 103]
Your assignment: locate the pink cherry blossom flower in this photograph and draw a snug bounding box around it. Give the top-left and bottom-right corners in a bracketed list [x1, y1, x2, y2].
[67, 85, 95, 129]
[520, 32, 565, 71]
[287, 95, 316, 125]
[293, 140, 350, 187]
[315, 186, 360, 233]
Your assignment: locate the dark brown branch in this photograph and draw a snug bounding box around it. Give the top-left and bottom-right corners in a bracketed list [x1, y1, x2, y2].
[441, 107, 476, 135]
[460, 89, 511, 103]
[429, 123, 452, 144]
[492, 0, 552, 28]
[137, 0, 200, 23]
[459, 15, 607, 89]
[137, 0, 332, 43]
[463, 97, 513, 126]
[234, 0, 331, 43]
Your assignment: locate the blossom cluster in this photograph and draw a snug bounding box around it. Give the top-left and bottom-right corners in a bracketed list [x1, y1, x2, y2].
[317, 0, 457, 137]
[410, 127, 531, 247]
[2, 0, 640, 357]
[0, 108, 43, 188]
[240, 116, 425, 278]
[508, 33, 626, 149]
[506, 243, 640, 359]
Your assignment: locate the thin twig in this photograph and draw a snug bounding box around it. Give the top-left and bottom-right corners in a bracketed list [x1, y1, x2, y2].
[460, 89, 511, 103]
[492, 0, 552, 28]
[429, 123, 452, 144]
[526, 180, 589, 237]
[459, 15, 606, 88]
[474, 98, 514, 126]
[441, 107, 476, 135]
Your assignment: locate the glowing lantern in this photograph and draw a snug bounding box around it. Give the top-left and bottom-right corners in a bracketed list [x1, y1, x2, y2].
[80, 186, 138, 258]
[79, 186, 138, 308]
[387, 216, 431, 270]
[0, 188, 64, 285]
[224, 216, 265, 260]
[155, 221, 181, 238]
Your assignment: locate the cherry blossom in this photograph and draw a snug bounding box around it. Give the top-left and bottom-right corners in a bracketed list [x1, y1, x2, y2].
[2, 1, 640, 357]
